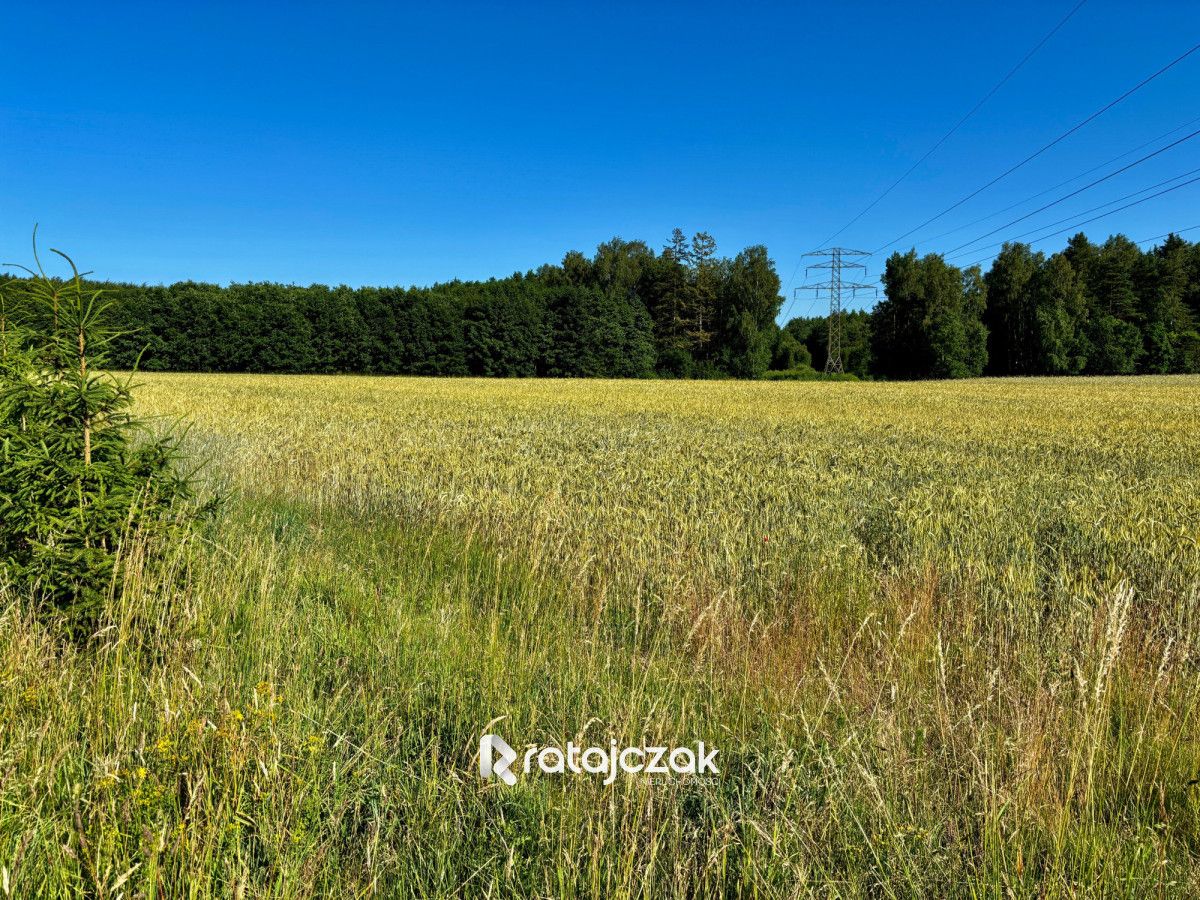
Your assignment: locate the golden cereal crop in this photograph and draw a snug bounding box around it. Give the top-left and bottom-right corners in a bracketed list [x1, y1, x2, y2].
[137, 373, 1200, 643]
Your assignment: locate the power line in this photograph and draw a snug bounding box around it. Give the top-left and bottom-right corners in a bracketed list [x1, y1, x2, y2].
[942, 126, 1200, 256]
[947, 165, 1200, 261]
[1134, 224, 1200, 245]
[819, 0, 1090, 248]
[872, 40, 1200, 255]
[913, 113, 1200, 249]
[961, 174, 1200, 268]
[780, 0, 1090, 322]
[778, 275, 808, 324]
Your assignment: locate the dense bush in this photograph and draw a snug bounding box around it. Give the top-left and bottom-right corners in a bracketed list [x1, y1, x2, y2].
[761, 366, 860, 381]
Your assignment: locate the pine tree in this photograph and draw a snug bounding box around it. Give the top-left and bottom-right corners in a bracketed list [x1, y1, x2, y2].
[655, 229, 696, 367]
[688, 231, 718, 355]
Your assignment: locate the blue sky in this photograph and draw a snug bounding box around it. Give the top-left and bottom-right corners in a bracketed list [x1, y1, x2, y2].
[2, 1, 1198, 315]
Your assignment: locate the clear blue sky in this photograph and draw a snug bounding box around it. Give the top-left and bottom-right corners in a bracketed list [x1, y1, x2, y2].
[2, 1, 1198, 315]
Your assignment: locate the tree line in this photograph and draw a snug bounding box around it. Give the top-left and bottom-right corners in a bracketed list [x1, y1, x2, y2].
[788, 232, 1200, 378]
[0, 230, 782, 380]
[4, 229, 1198, 380]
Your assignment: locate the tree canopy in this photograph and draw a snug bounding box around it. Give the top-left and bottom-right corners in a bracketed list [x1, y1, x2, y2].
[8, 232, 782, 380]
[7, 229, 1199, 381]
[786, 232, 1200, 380]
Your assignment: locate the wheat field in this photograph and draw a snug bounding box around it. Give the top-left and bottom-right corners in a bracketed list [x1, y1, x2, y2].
[3, 374, 1199, 897]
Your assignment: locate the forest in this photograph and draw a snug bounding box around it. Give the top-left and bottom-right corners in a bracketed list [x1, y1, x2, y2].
[791, 232, 1200, 378]
[95, 230, 784, 381]
[5, 229, 1198, 380]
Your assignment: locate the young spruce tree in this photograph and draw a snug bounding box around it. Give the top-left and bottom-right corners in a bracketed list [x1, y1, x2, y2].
[0, 234, 199, 639]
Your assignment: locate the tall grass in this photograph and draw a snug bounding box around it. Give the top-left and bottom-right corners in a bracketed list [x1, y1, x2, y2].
[2, 374, 1199, 896]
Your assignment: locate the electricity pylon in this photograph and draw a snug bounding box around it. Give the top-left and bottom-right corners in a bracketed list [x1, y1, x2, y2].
[795, 248, 877, 374]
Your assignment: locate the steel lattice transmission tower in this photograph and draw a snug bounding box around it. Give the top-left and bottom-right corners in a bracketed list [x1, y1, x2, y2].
[795, 248, 877, 374]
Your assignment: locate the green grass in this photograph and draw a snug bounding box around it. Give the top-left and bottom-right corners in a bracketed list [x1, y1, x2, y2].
[2, 374, 1200, 897]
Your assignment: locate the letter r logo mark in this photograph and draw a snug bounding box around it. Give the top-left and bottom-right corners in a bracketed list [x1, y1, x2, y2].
[480, 734, 517, 785]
